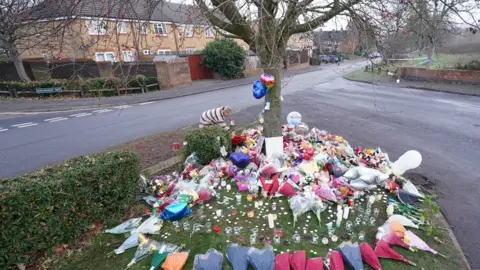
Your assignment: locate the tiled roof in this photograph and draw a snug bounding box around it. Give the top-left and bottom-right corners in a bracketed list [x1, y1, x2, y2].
[314, 30, 347, 43]
[31, 0, 208, 25]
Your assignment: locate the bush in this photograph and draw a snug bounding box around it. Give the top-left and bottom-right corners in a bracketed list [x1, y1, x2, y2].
[0, 79, 68, 92]
[0, 152, 140, 267]
[184, 127, 232, 165]
[0, 76, 159, 93]
[455, 60, 480, 71]
[202, 39, 246, 79]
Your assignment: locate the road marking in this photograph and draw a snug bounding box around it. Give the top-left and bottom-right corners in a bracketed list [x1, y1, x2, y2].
[45, 117, 66, 122]
[70, 112, 92, 117]
[17, 123, 38, 128]
[12, 122, 35, 127]
[114, 105, 133, 109]
[45, 117, 68, 122]
[93, 109, 112, 113]
[139, 101, 155, 105]
[0, 128, 8, 132]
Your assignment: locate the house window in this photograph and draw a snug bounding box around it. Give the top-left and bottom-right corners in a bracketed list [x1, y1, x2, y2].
[183, 25, 193, 37]
[117, 22, 127, 34]
[143, 50, 151, 55]
[327, 41, 332, 45]
[95, 52, 115, 62]
[204, 26, 214, 37]
[123, 51, 133, 62]
[157, 49, 170, 55]
[87, 20, 108, 35]
[185, 48, 196, 54]
[154, 23, 167, 35]
[139, 22, 148, 34]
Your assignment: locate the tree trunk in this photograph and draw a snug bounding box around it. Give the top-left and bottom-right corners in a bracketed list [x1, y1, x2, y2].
[263, 67, 282, 137]
[8, 44, 31, 82]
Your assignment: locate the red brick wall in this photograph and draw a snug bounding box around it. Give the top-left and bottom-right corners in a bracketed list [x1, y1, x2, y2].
[398, 67, 480, 84]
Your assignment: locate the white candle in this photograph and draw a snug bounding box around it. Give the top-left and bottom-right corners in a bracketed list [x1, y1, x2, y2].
[343, 206, 350, 220]
[216, 209, 222, 216]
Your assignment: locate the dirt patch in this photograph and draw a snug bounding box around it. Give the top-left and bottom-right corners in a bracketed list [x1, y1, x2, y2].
[108, 128, 194, 169]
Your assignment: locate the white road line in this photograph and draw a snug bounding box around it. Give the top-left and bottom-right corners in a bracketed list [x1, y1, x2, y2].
[12, 122, 35, 127]
[46, 117, 68, 122]
[17, 123, 38, 128]
[114, 105, 133, 109]
[44, 117, 66, 122]
[70, 112, 92, 117]
[0, 128, 8, 132]
[75, 113, 92, 118]
[93, 109, 112, 113]
[139, 101, 155, 105]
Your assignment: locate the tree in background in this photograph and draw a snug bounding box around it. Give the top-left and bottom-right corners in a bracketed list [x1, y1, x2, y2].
[193, 0, 365, 137]
[0, 0, 81, 81]
[202, 38, 246, 79]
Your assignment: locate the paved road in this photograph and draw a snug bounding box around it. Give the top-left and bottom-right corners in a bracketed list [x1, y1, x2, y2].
[1, 61, 479, 267]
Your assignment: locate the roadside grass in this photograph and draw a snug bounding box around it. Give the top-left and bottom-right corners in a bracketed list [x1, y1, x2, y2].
[53, 189, 468, 270]
[343, 68, 396, 84]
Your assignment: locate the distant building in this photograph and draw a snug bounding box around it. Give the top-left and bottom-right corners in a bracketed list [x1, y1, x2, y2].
[313, 30, 349, 54]
[19, 1, 249, 62]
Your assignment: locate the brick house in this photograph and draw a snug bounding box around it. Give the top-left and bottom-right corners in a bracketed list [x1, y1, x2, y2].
[313, 30, 349, 54]
[19, 1, 249, 62]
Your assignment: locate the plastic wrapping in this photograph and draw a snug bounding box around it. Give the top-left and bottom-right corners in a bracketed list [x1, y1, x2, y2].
[288, 195, 312, 227]
[328, 250, 345, 270]
[359, 243, 381, 270]
[274, 253, 291, 270]
[162, 251, 190, 270]
[290, 251, 306, 270]
[131, 216, 163, 235]
[226, 244, 250, 270]
[247, 245, 274, 270]
[160, 203, 192, 222]
[306, 257, 323, 270]
[127, 234, 159, 268]
[375, 239, 415, 266]
[386, 214, 419, 229]
[106, 217, 142, 234]
[184, 153, 199, 166]
[193, 248, 224, 270]
[339, 242, 364, 270]
[114, 232, 139, 255]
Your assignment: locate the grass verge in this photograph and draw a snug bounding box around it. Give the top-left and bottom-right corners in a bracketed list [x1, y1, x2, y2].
[53, 188, 469, 270]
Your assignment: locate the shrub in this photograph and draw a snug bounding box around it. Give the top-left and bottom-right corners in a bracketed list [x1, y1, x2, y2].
[0, 77, 159, 93]
[0, 152, 140, 267]
[455, 60, 480, 71]
[184, 127, 232, 165]
[202, 39, 246, 79]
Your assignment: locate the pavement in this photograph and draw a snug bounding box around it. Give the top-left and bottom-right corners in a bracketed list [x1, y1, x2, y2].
[344, 69, 480, 96]
[0, 65, 326, 113]
[1, 60, 479, 268]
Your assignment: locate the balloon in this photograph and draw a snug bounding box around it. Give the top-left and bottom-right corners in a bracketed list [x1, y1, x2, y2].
[294, 122, 309, 136]
[287, 111, 302, 126]
[260, 73, 275, 89]
[391, 150, 422, 176]
[229, 153, 251, 169]
[253, 80, 266, 99]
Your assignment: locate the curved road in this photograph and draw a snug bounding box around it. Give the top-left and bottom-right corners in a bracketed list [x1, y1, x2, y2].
[1, 62, 479, 267]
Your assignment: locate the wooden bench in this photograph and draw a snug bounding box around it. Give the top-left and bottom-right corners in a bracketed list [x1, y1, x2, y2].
[35, 87, 63, 95]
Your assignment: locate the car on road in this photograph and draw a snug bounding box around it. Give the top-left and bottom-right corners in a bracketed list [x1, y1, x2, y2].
[320, 55, 340, 64]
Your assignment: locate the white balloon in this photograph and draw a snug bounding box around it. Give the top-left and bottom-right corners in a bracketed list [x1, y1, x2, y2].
[286, 111, 302, 126]
[391, 150, 422, 176]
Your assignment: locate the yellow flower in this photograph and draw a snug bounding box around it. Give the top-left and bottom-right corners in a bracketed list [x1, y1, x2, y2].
[337, 136, 344, 143]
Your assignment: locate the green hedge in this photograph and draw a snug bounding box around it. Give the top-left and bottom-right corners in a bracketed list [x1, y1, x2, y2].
[184, 127, 232, 165]
[0, 152, 140, 267]
[0, 76, 159, 92]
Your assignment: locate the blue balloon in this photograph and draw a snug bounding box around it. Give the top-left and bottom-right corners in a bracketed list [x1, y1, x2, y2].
[252, 80, 266, 99]
[160, 203, 192, 221]
[229, 152, 251, 169]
